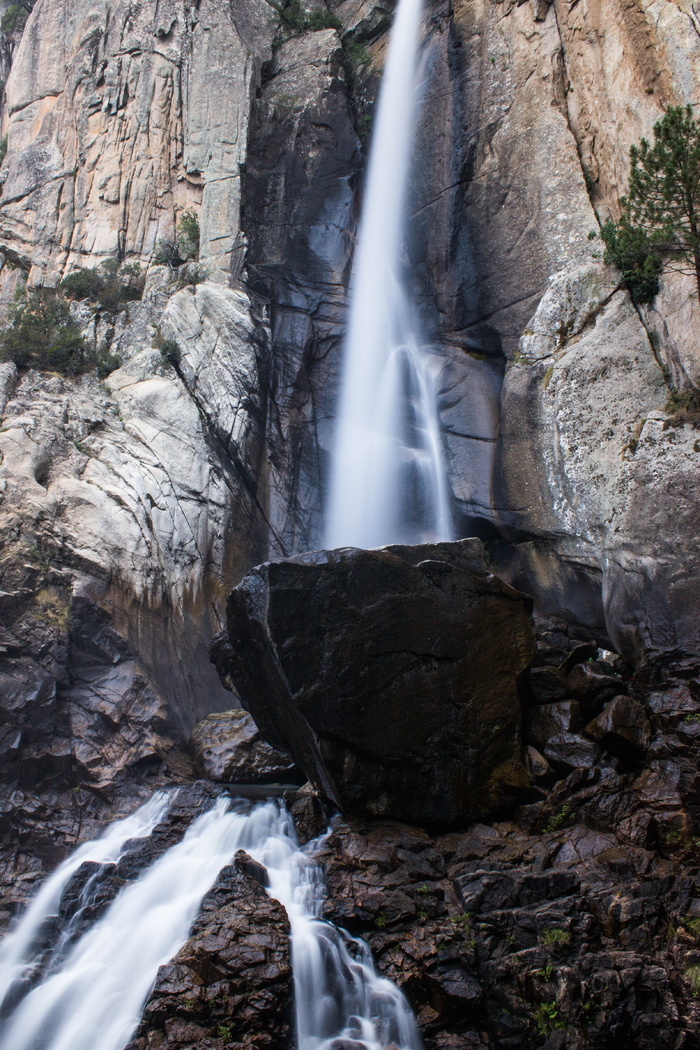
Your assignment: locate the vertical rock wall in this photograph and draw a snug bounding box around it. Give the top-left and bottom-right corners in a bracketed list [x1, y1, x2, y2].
[0, 0, 274, 283]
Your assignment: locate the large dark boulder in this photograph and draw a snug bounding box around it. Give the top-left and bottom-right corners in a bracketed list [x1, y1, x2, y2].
[211, 539, 536, 828]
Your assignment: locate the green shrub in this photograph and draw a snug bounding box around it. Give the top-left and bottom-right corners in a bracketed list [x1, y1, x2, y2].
[96, 348, 121, 379]
[1, 1, 34, 35]
[541, 928, 571, 948]
[60, 268, 106, 301]
[159, 338, 181, 368]
[600, 218, 661, 304]
[685, 964, 700, 997]
[0, 289, 89, 374]
[533, 1000, 565, 1036]
[176, 210, 200, 261]
[153, 239, 182, 268]
[60, 264, 143, 311]
[542, 804, 572, 833]
[0, 137, 7, 165]
[271, 0, 341, 38]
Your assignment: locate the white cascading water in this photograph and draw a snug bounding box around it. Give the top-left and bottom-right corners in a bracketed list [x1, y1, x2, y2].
[0, 790, 171, 1015]
[0, 798, 421, 1050]
[324, 0, 452, 550]
[249, 802, 422, 1050]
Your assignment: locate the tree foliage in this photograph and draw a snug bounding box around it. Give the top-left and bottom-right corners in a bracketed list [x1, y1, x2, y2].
[60, 261, 144, 311]
[1, 0, 34, 36]
[600, 218, 662, 303]
[271, 0, 341, 38]
[0, 290, 88, 374]
[602, 105, 700, 301]
[176, 210, 200, 261]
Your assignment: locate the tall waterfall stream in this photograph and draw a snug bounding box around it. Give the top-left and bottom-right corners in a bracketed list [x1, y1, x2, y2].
[0, 795, 422, 1050]
[324, 0, 452, 549]
[0, 0, 460, 1045]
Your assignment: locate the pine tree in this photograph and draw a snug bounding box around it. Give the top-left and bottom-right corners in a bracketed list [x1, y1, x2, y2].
[602, 105, 700, 301]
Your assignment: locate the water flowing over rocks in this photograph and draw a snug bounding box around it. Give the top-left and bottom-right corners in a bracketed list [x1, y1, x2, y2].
[212, 539, 535, 828]
[127, 854, 292, 1050]
[1, 0, 700, 1045]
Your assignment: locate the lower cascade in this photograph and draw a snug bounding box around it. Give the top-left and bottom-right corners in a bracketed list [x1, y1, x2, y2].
[0, 795, 422, 1050]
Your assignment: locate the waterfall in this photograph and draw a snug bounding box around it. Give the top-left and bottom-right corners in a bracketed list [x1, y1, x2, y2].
[0, 791, 171, 1015]
[0, 797, 421, 1050]
[250, 803, 422, 1050]
[324, 0, 452, 550]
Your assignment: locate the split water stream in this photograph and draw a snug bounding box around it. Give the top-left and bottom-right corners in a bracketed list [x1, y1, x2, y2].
[324, 0, 452, 549]
[0, 0, 452, 1043]
[0, 795, 422, 1050]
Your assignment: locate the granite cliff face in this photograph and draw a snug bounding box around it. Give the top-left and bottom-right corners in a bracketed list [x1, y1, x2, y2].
[0, 2, 700, 1044]
[0, 0, 696, 704]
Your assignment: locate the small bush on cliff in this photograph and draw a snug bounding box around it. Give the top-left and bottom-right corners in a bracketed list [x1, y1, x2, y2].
[60, 268, 106, 301]
[176, 210, 200, 261]
[153, 239, 183, 269]
[60, 262, 144, 312]
[159, 338, 181, 368]
[1, 0, 34, 35]
[0, 289, 89, 374]
[271, 0, 341, 38]
[601, 105, 700, 302]
[599, 218, 662, 304]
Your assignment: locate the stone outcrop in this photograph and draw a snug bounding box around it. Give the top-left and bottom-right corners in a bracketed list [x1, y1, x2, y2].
[498, 263, 700, 660]
[128, 853, 292, 1050]
[311, 642, 700, 1050]
[0, 279, 269, 795]
[189, 709, 297, 784]
[213, 539, 535, 828]
[0, 0, 275, 283]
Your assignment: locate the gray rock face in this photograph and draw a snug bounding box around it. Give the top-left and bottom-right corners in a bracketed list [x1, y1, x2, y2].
[498, 264, 700, 659]
[586, 695, 652, 759]
[242, 27, 361, 555]
[212, 539, 535, 828]
[189, 709, 297, 784]
[0, 281, 269, 785]
[0, 0, 698, 676]
[0, 0, 274, 283]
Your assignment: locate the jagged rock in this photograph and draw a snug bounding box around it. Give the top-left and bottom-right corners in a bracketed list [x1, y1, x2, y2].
[525, 745, 552, 781]
[127, 857, 292, 1050]
[499, 265, 700, 663]
[242, 26, 361, 554]
[0, 0, 274, 281]
[526, 701, 580, 750]
[528, 666, 571, 705]
[566, 663, 624, 708]
[316, 795, 698, 1050]
[586, 695, 652, 759]
[283, 785, 331, 845]
[0, 284, 267, 760]
[213, 539, 535, 828]
[544, 732, 600, 772]
[189, 709, 297, 784]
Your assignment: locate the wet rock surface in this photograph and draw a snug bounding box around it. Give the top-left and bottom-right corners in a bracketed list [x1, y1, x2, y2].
[311, 639, 700, 1049]
[1, 622, 700, 1049]
[127, 854, 292, 1050]
[190, 709, 298, 784]
[213, 539, 535, 828]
